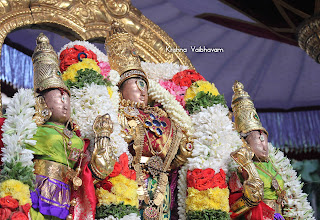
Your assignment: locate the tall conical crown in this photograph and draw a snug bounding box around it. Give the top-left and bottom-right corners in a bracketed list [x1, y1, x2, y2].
[231, 81, 267, 136]
[32, 33, 69, 94]
[105, 21, 148, 86]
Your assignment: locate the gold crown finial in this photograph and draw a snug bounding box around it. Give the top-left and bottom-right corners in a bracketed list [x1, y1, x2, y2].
[105, 21, 148, 86]
[32, 33, 69, 94]
[231, 81, 267, 136]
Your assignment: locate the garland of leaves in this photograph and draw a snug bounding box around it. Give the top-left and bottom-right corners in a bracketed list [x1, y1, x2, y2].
[95, 203, 139, 220]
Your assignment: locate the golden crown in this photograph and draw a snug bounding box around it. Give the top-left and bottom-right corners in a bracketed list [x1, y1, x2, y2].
[32, 33, 69, 94]
[105, 21, 148, 86]
[231, 81, 268, 136]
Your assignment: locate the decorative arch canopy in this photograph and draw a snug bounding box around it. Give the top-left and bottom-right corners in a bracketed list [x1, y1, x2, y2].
[0, 0, 194, 115]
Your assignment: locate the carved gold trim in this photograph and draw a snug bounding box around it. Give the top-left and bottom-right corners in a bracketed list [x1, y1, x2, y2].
[0, 0, 194, 113]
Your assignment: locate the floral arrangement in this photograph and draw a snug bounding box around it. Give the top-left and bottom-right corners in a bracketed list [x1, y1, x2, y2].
[185, 168, 230, 219]
[0, 195, 30, 220]
[268, 143, 315, 219]
[141, 62, 188, 81]
[0, 89, 37, 188]
[159, 79, 188, 107]
[171, 69, 206, 87]
[184, 81, 226, 114]
[95, 153, 139, 220]
[59, 42, 127, 155]
[0, 89, 36, 219]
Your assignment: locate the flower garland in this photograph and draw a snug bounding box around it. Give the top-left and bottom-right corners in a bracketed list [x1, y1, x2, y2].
[0, 89, 37, 189]
[141, 62, 188, 81]
[0, 179, 31, 205]
[188, 105, 242, 171]
[0, 89, 36, 219]
[177, 165, 188, 220]
[95, 154, 139, 220]
[268, 143, 315, 220]
[70, 83, 127, 157]
[96, 213, 140, 220]
[148, 79, 193, 136]
[159, 80, 188, 107]
[58, 41, 109, 64]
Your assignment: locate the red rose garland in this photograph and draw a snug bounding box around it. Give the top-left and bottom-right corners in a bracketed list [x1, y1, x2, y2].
[171, 69, 206, 87]
[187, 168, 227, 191]
[59, 45, 99, 72]
[0, 196, 30, 220]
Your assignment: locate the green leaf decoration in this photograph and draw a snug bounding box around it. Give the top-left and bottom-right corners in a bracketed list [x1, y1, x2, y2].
[95, 203, 139, 219]
[0, 159, 35, 190]
[187, 209, 230, 220]
[185, 91, 227, 114]
[65, 68, 109, 89]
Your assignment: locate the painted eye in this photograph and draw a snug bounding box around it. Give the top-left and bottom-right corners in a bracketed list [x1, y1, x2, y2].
[136, 79, 146, 91]
[61, 94, 67, 103]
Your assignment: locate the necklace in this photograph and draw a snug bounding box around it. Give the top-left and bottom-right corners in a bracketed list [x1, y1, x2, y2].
[41, 120, 84, 190]
[125, 106, 182, 220]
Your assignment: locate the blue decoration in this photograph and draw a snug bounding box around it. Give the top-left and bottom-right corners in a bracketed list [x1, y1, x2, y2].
[77, 52, 87, 61]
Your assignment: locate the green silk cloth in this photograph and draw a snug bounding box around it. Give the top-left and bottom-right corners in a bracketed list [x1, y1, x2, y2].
[254, 161, 284, 200]
[26, 122, 84, 168]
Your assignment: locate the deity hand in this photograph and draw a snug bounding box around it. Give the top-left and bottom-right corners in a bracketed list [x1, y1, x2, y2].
[90, 114, 116, 180]
[242, 177, 264, 204]
[172, 135, 193, 168]
[93, 113, 114, 136]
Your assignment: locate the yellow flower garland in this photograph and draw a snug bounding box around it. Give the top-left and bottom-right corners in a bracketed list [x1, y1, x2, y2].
[62, 58, 100, 82]
[184, 81, 220, 101]
[96, 174, 138, 208]
[185, 187, 229, 213]
[0, 179, 32, 205]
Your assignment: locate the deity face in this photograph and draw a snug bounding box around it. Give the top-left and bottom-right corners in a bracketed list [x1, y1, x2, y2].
[43, 89, 71, 125]
[245, 130, 268, 162]
[121, 78, 148, 105]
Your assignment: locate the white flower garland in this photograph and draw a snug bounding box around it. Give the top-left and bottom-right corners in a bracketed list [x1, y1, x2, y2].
[96, 213, 140, 220]
[70, 83, 128, 158]
[187, 105, 242, 172]
[177, 165, 188, 220]
[148, 79, 193, 136]
[141, 62, 188, 81]
[268, 143, 315, 220]
[1, 89, 37, 167]
[57, 41, 109, 63]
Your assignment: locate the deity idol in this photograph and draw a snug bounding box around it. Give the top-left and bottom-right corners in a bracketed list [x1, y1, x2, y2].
[229, 81, 288, 220]
[25, 33, 115, 220]
[105, 22, 193, 220]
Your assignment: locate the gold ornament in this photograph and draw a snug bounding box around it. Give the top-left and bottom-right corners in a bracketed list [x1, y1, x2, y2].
[33, 94, 52, 126]
[32, 33, 69, 94]
[105, 21, 148, 87]
[231, 81, 268, 136]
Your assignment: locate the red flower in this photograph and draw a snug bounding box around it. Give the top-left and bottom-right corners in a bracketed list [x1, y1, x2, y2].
[11, 211, 28, 220]
[171, 69, 206, 87]
[21, 203, 31, 216]
[59, 45, 98, 73]
[187, 168, 227, 191]
[101, 181, 113, 192]
[109, 153, 136, 180]
[0, 208, 12, 220]
[0, 196, 19, 211]
[212, 169, 228, 189]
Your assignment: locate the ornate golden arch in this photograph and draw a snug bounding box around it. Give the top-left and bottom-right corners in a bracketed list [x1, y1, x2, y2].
[0, 0, 194, 115]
